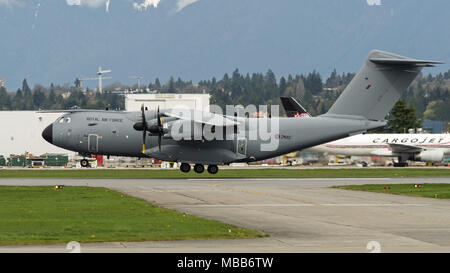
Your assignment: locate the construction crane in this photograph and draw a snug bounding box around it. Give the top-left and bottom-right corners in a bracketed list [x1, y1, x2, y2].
[97, 67, 112, 94]
[77, 67, 112, 93]
[78, 76, 112, 92]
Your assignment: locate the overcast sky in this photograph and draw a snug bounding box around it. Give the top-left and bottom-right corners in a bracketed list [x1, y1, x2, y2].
[0, 0, 448, 90]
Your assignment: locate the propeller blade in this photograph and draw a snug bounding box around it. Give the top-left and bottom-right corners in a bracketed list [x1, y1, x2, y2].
[158, 134, 161, 151]
[157, 106, 163, 151]
[141, 104, 147, 154]
[141, 104, 147, 129]
[142, 134, 146, 154]
[157, 106, 162, 127]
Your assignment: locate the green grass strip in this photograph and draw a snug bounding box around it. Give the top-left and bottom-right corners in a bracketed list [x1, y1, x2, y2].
[0, 168, 449, 179]
[334, 183, 450, 199]
[0, 186, 265, 245]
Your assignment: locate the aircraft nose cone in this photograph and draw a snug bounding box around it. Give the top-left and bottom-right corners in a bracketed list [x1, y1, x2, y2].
[42, 124, 53, 144]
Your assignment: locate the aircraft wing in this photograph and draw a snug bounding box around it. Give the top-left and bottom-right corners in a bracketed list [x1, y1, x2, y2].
[162, 109, 240, 127]
[389, 143, 423, 154]
[37, 109, 122, 113]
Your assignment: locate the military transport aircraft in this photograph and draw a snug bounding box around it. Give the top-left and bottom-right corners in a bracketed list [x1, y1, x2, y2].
[41, 50, 441, 174]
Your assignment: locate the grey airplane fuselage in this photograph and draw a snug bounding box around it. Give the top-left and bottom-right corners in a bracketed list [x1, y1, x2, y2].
[46, 110, 384, 165]
[43, 50, 440, 166]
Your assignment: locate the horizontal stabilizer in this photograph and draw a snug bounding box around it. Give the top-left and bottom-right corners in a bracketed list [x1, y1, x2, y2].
[370, 58, 443, 67]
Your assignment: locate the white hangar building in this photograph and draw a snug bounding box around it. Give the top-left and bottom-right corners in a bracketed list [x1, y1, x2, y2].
[125, 93, 210, 112]
[0, 111, 75, 157]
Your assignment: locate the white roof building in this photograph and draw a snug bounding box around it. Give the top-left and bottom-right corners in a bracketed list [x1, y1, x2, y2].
[125, 93, 210, 112]
[0, 111, 75, 157]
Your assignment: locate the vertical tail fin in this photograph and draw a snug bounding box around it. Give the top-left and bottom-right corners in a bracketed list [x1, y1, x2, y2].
[280, 97, 311, 117]
[324, 50, 442, 121]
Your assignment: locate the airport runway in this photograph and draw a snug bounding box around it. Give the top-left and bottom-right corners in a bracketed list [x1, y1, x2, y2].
[0, 177, 449, 253]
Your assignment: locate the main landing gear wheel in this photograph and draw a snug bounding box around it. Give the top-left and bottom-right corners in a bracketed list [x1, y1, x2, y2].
[207, 165, 219, 174]
[194, 164, 205, 174]
[180, 163, 191, 173]
[80, 159, 89, 168]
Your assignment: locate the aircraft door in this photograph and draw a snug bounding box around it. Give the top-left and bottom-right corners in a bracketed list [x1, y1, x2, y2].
[88, 134, 98, 153]
[236, 138, 247, 156]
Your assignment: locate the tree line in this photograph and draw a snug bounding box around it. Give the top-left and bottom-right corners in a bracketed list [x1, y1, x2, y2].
[0, 80, 123, 111]
[0, 68, 449, 133]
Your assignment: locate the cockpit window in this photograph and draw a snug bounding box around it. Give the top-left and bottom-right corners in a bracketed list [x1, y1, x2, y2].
[66, 117, 71, 123]
[59, 117, 64, 123]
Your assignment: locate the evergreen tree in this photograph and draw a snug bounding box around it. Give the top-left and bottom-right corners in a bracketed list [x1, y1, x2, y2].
[294, 76, 306, 99]
[264, 69, 277, 100]
[13, 89, 24, 109]
[279, 76, 287, 96]
[154, 78, 161, 90]
[387, 99, 422, 133]
[48, 89, 56, 105]
[20, 79, 33, 109]
[32, 86, 46, 109]
[167, 77, 176, 93]
[303, 71, 323, 95]
[325, 68, 338, 87]
[0, 86, 10, 110]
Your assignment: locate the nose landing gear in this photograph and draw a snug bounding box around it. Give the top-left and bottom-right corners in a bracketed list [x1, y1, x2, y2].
[80, 159, 90, 168]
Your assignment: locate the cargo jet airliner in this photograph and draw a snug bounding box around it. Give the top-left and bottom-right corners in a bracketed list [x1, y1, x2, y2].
[308, 133, 450, 166]
[280, 97, 449, 166]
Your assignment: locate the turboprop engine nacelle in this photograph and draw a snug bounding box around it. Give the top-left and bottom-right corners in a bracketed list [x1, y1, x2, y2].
[415, 150, 444, 162]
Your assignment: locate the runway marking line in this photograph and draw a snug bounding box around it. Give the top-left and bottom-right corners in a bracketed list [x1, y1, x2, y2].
[188, 178, 393, 181]
[171, 203, 430, 208]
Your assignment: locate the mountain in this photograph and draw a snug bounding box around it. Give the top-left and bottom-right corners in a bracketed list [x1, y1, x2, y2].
[0, 0, 449, 90]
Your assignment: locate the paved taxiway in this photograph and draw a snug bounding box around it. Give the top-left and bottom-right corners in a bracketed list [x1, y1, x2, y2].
[0, 177, 449, 253]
